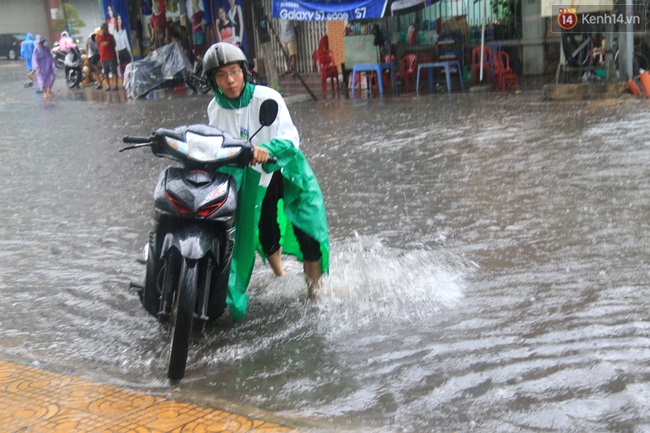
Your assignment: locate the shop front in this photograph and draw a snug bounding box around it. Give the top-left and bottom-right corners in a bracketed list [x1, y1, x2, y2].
[101, 0, 249, 62]
[272, 0, 534, 86]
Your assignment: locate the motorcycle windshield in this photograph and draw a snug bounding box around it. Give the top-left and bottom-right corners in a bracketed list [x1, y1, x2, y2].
[165, 133, 243, 163]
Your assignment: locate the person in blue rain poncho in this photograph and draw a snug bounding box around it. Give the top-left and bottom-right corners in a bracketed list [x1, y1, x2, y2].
[203, 42, 329, 321]
[20, 33, 36, 87]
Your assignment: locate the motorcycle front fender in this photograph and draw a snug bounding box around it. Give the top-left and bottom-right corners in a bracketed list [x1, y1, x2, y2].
[160, 226, 220, 261]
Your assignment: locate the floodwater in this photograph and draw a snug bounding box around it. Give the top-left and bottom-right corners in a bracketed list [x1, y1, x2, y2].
[1, 64, 649, 432]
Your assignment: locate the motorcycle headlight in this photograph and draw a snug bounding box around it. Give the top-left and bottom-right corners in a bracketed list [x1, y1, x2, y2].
[165, 132, 242, 162]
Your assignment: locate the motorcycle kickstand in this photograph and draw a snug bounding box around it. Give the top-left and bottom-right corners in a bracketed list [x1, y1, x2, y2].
[129, 280, 144, 291]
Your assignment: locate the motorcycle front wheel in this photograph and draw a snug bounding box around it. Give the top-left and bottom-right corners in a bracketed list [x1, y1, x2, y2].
[168, 258, 197, 381]
[66, 68, 81, 88]
[140, 240, 160, 317]
[186, 74, 211, 94]
[197, 80, 211, 94]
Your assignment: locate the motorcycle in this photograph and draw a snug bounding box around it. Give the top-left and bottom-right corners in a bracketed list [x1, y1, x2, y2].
[247, 58, 266, 86]
[64, 46, 83, 88]
[51, 42, 66, 69]
[121, 99, 279, 381]
[124, 42, 210, 98]
[184, 55, 211, 94]
[51, 38, 81, 70]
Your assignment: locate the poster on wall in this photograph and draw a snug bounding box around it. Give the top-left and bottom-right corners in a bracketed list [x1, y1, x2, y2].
[102, 1, 134, 72]
[104, 1, 131, 40]
[209, 0, 247, 51]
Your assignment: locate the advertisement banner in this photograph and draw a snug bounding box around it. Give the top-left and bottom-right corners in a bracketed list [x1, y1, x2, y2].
[103, 1, 134, 62]
[271, 0, 436, 20]
[272, 0, 391, 21]
[104, 1, 131, 42]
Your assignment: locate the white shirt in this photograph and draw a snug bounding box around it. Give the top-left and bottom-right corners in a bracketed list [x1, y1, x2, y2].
[207, 85, 300, 187]
[279, 19, 296, 44]
[114, 29, 131, 53]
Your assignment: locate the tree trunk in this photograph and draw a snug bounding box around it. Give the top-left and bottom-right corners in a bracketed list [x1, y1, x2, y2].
[250, 3, 279, 89]
[260, 41, 280, 89]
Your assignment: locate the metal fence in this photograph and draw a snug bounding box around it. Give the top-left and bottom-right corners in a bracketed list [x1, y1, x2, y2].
[253, 0, 327, 75]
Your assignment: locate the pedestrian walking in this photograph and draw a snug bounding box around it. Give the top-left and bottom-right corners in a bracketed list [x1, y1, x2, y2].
[20, 33, 36, 88]
[279, 19, 298, 76]
[85, 29, 104, 89]
[96, 23, 118, 91]
[31, 35, 55, 99]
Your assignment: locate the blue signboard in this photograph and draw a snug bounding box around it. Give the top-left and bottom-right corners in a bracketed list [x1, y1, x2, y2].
[272, 0, 391, 21]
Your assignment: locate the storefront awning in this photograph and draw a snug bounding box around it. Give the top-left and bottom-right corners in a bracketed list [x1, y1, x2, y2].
[390, 0, 426, 15]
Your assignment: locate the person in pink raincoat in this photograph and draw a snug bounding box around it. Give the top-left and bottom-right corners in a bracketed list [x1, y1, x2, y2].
[32, 35, 56, 99]
[58, 31, 76, 54]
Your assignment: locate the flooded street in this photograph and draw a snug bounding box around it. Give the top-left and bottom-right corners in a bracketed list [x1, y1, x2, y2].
[1, 63, 649, 432]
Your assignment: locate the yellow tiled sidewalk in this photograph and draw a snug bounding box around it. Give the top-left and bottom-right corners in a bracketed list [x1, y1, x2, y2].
[0, 360, 297, 433]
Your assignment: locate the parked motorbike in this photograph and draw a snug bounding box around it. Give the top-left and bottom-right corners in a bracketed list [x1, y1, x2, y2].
[121, 99, 279, 381]
[247, 58, 266, 86]
[64, 46, 83, 88]
[125, 42, 211, 98]
[51, 42, 66, 69]
[51, 38, 80, 70]
[185, 56, 211, 94]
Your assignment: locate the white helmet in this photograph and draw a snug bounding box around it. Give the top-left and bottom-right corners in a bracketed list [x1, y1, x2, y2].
[203, 43, 249, 91]
[61, 31, 69, 38]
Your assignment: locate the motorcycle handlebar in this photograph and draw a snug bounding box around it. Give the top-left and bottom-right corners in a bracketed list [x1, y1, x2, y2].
[120, 134, 278, 164]
[123, 135, 152, 144]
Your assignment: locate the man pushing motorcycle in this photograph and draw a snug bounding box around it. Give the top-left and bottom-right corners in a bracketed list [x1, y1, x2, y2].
[203, 42, 329, 312]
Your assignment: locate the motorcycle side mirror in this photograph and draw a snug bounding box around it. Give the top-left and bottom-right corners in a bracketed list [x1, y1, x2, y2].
[249, 99, 279, 144]
[259, 99, 278, 127]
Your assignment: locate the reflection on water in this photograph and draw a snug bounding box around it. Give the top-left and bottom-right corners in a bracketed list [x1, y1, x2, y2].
[1, 77, 649, 432]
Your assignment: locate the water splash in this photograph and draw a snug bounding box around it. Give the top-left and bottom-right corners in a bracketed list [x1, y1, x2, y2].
[249, 235, 471, 341]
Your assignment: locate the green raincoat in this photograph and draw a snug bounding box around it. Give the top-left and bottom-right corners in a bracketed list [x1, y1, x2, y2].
[208, 83, 329, 321]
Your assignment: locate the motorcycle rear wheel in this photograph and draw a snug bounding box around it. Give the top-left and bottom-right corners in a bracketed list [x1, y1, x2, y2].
[168, 258, 197, 381]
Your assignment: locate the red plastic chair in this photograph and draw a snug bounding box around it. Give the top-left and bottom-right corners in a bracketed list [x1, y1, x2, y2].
[312, 35, 329, 72]
[381, 54, 395, 87]
[366, 54, 395, 92]
[490, 50, 518, 91]
[317, 49, 339, 98]
[312, 49, 324, 72]
[471, 46, 492, 85]
[395, 54, 418, 93]
[318, 34, 329, 51]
